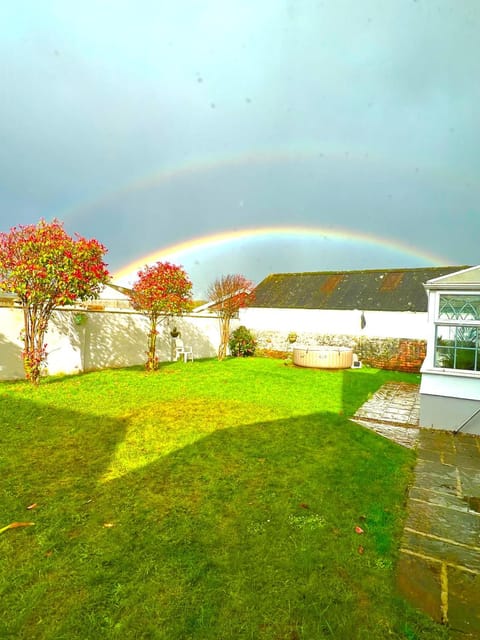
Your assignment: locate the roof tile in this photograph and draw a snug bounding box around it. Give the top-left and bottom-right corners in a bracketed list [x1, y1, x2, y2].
[253, 266, 471, 312]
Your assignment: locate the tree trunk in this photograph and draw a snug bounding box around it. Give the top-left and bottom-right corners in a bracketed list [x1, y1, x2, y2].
[22, 304, 50, 385]
[146, 315, 159, 371]
[218, 315, 230, 360]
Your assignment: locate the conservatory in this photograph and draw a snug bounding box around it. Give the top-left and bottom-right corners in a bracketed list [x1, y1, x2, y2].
[419, 265, 480, 434]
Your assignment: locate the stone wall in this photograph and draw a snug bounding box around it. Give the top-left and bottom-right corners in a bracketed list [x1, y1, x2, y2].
[253, 330, 426, 373]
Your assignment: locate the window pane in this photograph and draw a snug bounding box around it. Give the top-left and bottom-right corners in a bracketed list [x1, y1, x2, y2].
[435, 325, 479, 370]
[439, 295, 480, 320]
[435, 326, 455, 367]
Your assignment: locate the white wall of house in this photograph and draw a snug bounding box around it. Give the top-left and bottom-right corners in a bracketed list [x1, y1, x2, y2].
[419, 266, 480, 434]
[420, 369, 480, 433]
[240, 307, 428, 340]
[0, 306, 226, 381]
[420, 371, 480, 402]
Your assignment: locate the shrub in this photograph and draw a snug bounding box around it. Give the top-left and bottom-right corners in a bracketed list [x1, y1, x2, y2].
[229, 325, 257, 357]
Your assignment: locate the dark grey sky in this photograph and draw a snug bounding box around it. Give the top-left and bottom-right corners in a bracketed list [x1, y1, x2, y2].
[1, 1, 479, 295]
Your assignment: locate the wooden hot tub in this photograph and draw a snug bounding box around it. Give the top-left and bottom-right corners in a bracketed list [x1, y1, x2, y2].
[293, 346, 353, 369]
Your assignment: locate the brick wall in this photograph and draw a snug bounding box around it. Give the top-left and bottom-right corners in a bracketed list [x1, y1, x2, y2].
[356, 337, 426, 373]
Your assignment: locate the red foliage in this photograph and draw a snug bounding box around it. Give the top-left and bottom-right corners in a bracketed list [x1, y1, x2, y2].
[129, 261, 193, 371]
[0, 219, 109, 306]
[129, 261, 193, 316]
[207, 274, 255, 318]
[207, 274, 255, 360]
[0, 218, 109, 383]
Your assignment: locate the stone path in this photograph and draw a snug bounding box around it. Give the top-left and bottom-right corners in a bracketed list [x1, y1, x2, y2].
[352, 383, 480, 637]
[352, 381, 420, 448]
[397, 430, 480, 638]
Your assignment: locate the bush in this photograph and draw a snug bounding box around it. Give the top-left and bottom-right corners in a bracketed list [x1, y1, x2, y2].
[229, 326, 257, 357]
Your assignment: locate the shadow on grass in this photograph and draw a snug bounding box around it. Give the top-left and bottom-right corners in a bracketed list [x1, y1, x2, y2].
[0, 386, 439, 640]
[0, 396, 129, 506]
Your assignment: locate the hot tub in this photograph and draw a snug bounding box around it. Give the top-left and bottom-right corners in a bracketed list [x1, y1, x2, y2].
[293, 346, 353, 369]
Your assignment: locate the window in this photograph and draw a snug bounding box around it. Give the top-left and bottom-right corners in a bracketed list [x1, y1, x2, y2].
[435, 295, 480, 371]
[438, 295, 480, 321]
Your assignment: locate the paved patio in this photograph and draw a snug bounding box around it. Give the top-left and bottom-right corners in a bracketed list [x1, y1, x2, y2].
[352, 381, 420, 448]
[352, 383, 480, 638]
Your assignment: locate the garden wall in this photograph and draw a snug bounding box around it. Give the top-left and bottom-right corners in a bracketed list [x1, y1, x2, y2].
[240, 306, 428, 372]
[0, 301, 427, 381]
[240, 307, 428, 340]
[252, 330, 426, 373]
[0, 305, 227, 381]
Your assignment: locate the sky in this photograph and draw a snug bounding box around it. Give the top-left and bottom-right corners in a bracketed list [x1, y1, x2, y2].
[1, 1, 479, 297]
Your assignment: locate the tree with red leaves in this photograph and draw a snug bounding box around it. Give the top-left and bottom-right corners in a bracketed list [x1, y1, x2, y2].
[129, 261, 193, 371]
[207, 274, 255, 360]
[0, 219, 109, 384]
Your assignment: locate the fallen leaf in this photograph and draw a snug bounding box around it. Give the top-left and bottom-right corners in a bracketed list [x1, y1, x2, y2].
[103, 523, 114, 528]
[355, 526, 364, 534]
[26, 503, 37, 510]
[299, 503, 309, 509]
[0, 522, 35, 534]
[358, 545, 365, 555]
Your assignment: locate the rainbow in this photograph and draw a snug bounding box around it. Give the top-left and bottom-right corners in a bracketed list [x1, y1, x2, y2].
[60, 142, 457, 224]
[112, 225, 451, 285]
[61, 146, 326, 222]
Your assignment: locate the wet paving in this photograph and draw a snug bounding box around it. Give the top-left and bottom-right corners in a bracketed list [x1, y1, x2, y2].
[352, 383, 480, 638]
[397, 430, 480, 638]
[352, 382, 420, 448]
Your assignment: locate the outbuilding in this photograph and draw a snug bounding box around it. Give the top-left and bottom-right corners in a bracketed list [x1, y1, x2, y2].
[240, 266, 469, 371]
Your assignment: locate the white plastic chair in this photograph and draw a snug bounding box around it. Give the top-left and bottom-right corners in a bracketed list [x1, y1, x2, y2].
[174, 338, 194, 362]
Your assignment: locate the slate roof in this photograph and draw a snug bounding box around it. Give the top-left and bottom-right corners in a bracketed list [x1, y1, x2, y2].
[252, 266, 471, 312]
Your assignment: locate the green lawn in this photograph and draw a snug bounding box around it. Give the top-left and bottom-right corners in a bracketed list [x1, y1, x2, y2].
[0, 358, 448, 639]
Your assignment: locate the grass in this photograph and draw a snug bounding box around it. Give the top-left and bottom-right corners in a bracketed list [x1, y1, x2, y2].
[0, 358, 448, 639]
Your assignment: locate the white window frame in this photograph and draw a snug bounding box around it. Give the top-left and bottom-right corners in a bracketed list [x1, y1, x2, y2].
[433, 292, 480, 373]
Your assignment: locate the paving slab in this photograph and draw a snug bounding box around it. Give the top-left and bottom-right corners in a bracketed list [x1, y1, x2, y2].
[351, 381, 421, 447]
[353, 381, 420, 428]
[402, 528, 480, 574]
[447, 568, 480, 638]
[396, 552, 443, 623]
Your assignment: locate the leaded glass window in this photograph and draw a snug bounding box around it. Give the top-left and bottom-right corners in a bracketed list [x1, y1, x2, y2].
[435, 295, 480, 371]
[439, 295, 480, 321]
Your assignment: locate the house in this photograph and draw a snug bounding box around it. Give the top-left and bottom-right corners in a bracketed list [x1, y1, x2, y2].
[240, 266, 470, 371]
[0, 292, 18, 307]
[420, 265, 480, 434]
[92, 282, 136, 310]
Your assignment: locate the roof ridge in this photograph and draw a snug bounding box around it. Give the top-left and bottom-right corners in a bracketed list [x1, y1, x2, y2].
[264, 265, 470, 278]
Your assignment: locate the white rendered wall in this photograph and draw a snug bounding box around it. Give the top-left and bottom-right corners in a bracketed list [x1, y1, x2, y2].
[420, 371, 480, 402]
[240, 307, 428, 340]
[0, 307, 225, 381]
